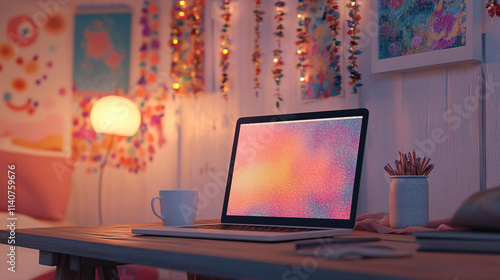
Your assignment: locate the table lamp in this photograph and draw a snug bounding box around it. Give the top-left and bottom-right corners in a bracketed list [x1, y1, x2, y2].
[90, 95, 141, 224]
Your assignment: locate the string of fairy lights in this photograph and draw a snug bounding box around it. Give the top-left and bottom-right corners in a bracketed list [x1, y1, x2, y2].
[191, 1, 204, 93]
[170, 0, 205, 94]
[169, 1, 182, 93]
[296, 0, 308, 95]
[220, 0, 231, 99]
[170, 0, 363, 106]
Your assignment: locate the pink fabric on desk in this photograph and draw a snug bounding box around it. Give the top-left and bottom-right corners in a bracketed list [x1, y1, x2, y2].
[355, 212, 454, 234]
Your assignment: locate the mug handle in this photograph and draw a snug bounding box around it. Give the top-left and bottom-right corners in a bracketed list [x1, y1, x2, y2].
[151, 196, 163, 220]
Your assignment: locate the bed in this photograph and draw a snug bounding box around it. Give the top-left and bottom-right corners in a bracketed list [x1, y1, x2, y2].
[0, 150, 161, 279]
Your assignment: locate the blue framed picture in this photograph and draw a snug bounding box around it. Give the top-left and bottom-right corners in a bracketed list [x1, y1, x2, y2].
[73, 9, 131, 94]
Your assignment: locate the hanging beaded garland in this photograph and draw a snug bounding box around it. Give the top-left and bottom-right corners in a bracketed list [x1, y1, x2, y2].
[190, 1, 205, 93]
[272, 0, 285, 109]
[170, 0, 205, 94]
[326, 0, 342, 93]
[220, 0, 231, 99]
[137, 0, 160, 89]
[252, 0, 264, 97]
[296, 0, 308, 94]
[346, 0, 362, 94]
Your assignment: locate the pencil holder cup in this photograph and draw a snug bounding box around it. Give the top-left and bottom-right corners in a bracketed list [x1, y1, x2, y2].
[389, 176, 429, 229]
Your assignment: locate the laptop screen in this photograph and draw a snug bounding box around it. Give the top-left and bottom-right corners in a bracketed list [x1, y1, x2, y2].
[221, 109, 368, 228]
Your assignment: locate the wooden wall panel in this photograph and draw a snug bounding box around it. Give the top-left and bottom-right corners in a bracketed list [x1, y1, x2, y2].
[485, 62, 500, 189]
[423, 67, 454, 218]
[440, 63, 482, 215]
[176, 94, 239, 220]
[484, 20, 500, 190]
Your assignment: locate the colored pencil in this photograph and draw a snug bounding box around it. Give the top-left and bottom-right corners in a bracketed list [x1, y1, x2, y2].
[384, 151, 434, 176]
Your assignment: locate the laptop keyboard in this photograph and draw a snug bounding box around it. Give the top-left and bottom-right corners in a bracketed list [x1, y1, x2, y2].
[186, 224, 322, 232]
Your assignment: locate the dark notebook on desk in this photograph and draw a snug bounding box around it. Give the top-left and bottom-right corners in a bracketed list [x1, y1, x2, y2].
[414, 230, 500, 254]
[132, 109, 369, 242]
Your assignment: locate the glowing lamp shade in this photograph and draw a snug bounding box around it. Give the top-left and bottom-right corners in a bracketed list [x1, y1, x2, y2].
[90, 96, 141, 136]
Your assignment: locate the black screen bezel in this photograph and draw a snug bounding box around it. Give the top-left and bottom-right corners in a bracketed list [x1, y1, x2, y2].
[220, 108, 369, 229]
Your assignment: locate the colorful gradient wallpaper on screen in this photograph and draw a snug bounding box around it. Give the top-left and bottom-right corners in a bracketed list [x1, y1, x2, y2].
[226, 117, 363, 220]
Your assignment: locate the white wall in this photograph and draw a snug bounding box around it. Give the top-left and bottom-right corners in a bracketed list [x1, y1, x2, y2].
[59, 0, 500, 224]
[2, 0, 498, 225]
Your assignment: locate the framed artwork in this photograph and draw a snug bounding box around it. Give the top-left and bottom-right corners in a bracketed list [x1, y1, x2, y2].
[73, 8, 132, 95]
[371, 0, 482, 74]
[300, 1, 343, 100]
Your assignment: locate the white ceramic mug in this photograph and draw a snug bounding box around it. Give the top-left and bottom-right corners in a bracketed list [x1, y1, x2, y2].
[151, 190, 198, 226]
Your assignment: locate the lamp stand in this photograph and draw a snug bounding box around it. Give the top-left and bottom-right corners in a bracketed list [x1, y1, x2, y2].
[97, 134, 115, 225]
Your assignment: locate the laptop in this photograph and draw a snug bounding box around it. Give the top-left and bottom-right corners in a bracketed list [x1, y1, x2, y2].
[132, 108, 369, 242]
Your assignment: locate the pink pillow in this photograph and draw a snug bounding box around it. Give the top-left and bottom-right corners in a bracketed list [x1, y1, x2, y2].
[0, 150, 73, 221]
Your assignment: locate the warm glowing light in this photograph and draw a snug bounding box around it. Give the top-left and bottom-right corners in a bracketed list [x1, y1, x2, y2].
[173, 39, 178, 45]
[179, 11, 185, 17]
[300, 77, 305, 82]
[182, 65, 187, 69]
[297, 50, 302, 55]
[222, 49, 229, 54]
[297, 14, 302, 18]
[273, 58, 278, 63]
[90, 96, 141, 136]
[173, 83, 180, 89]
[179, 0, 185, 6]
[351, 1, 356, 6]
[223, 86, 229, 92]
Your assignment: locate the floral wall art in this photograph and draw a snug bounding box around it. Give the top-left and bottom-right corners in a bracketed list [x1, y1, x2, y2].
[378, 0, 466, 59]
[372, 0, 482, 73]
[71, 2, 167, 174]
[0, 5, 72, 155]
[297, 0, 362, 99]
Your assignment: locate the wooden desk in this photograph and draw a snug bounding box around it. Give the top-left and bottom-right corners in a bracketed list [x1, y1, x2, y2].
[1, 223, 500, 280]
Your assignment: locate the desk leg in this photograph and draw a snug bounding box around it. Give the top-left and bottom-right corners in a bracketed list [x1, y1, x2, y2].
[96, 266, 120, 280]
[39, 251, 120, 280]
[53, 254, 97, 280]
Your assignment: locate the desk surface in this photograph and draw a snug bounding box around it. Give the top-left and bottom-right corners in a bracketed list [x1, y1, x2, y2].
[1, 222, 500, 280]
